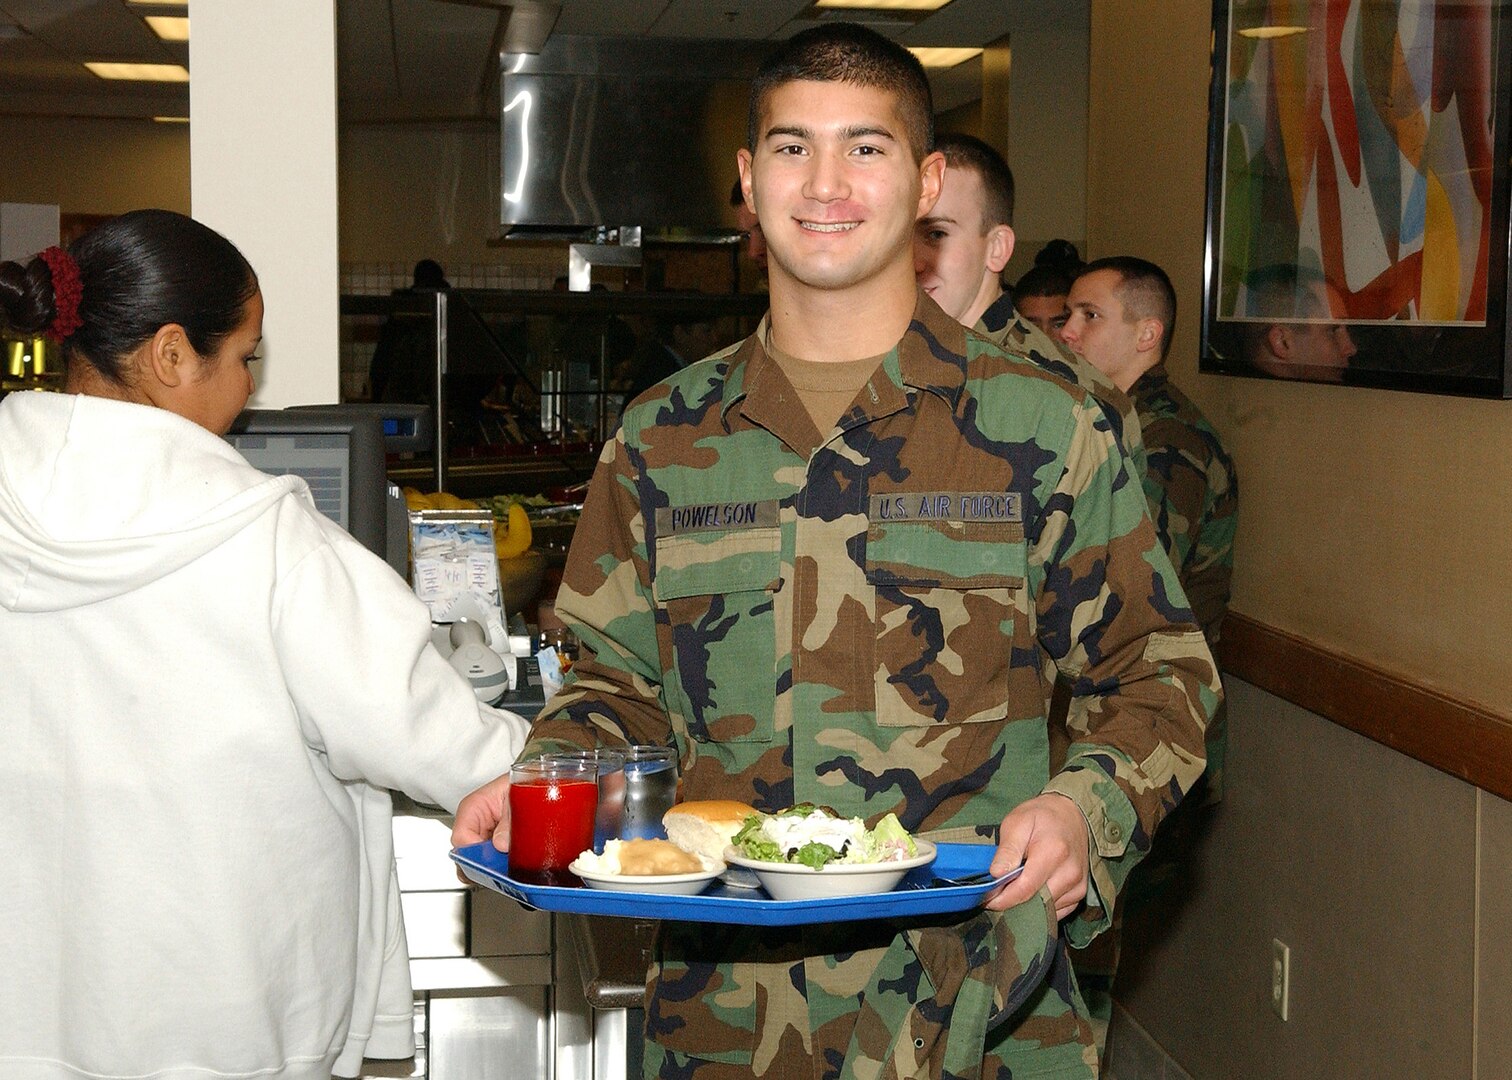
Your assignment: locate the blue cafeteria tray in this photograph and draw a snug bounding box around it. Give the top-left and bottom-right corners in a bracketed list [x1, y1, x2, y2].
[451, 841, 1023, 926]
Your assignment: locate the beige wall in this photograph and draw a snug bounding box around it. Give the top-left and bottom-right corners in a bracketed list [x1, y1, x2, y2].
[1088, 3, 1512, 1076]
[0, 114, 539, 279]
[1001, 0, 1090, 285]
[1086, 0, 1512, 717]
[339, 120, 503, 267]
[0, 117, 189, 216]
[1116, 680, 1497, 1077]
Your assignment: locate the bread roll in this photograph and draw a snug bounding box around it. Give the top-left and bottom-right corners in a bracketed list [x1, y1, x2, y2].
[663, 800, 759, 863]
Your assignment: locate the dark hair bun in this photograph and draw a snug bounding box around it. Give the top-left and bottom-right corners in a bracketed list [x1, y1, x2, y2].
[1034, 240, 1083, 274]
[0, 257, 58, 338]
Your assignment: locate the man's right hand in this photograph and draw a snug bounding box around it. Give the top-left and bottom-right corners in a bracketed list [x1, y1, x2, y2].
[984, 793, 1090, 919]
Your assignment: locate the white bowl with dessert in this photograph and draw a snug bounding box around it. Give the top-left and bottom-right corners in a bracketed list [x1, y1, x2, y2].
[569, 838, 724, 895]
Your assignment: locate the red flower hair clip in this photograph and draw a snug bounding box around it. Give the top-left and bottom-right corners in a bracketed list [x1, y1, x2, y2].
[38, 246, 84, 343]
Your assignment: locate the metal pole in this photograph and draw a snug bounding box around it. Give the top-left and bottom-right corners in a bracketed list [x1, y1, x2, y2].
[433, 290, 448, 492]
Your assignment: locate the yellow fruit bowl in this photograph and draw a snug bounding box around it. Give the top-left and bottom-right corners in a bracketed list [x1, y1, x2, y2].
[498, 548, 548, 616]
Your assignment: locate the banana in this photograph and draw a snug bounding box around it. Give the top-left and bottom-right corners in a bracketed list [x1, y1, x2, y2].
[494, 502, 533, 559]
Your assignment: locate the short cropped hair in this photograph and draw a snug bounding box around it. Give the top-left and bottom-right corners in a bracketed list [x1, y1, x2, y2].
[1244, 262, 1328, 319]
[1239, 263, 1330, 360]
[748, 23, 934, 163]
[1079, 255, 1177, 361]
[934, 133, 1014, 228]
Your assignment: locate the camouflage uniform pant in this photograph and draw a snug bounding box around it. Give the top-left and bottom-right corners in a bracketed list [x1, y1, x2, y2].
[642, 891, 1097, 1080]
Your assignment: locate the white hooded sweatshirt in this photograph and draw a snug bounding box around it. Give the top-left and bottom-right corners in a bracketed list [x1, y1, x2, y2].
[0, 392, 529, 1080]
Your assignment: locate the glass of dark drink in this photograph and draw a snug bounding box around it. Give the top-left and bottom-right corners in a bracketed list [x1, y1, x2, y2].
[551, 747, 627, 852]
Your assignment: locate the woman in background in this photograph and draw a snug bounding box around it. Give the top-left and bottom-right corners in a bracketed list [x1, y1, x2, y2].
[0, 209, 527, 1080]
[1013, 238, 1084, 343]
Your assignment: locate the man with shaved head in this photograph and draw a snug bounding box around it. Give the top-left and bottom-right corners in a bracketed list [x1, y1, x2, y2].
[1061, 255, 1238, 1040]
[915, 133, 1144, 465]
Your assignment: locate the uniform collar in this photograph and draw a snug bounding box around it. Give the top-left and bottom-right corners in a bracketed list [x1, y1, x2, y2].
[976, 289, 1017, 335]
[719, 289, 971, 435]
[1130, 362, 1169, 397]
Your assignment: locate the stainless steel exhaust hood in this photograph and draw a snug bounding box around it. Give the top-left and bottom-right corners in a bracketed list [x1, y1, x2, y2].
[499, 36, 772, 236]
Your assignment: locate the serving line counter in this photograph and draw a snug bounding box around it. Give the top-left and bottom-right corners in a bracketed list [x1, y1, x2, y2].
[378, 801, 653, 1080]
[556, 915, 657, 1080]
[363, 664, 651, 1080]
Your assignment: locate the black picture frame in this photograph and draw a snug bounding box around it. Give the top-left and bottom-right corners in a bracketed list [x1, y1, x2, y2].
[1200, 0, 1512, 397]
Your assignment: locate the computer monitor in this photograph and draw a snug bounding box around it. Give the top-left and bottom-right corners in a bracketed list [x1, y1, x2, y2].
[225, 407, 399, 574]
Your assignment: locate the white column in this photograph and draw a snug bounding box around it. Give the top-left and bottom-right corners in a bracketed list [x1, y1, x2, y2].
[190, 1, 340, 407]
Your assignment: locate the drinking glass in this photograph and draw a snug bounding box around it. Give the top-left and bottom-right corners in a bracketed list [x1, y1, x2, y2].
[621, 745, 679, 840]
[552, 747, 627, 852]
[537, 627, 580, 672]
[507, 756, 598, 885]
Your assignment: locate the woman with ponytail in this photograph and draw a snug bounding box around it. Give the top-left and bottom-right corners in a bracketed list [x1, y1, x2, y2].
[0, 210, 527, 1080]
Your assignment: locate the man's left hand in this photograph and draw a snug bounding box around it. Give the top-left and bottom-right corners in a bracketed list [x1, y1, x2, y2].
[984, 793, 1091, 919]
[452, 773, 512, 851]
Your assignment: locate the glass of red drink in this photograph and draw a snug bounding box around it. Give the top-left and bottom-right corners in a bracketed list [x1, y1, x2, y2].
[507, 757, 599, 885]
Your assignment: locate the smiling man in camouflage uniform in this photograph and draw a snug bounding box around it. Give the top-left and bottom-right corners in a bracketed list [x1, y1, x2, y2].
[455, 25, 1219, 1080]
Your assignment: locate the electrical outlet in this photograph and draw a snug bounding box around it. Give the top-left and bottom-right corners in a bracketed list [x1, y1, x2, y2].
[1271, 938, 1290, 1021]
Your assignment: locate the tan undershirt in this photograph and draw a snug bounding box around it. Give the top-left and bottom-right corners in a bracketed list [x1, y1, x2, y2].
[765, 336, 887, 435]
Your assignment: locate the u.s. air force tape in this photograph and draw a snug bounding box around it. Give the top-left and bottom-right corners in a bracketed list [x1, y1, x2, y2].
[655, 500, 781, 535]
[868, 491, 1023, 523]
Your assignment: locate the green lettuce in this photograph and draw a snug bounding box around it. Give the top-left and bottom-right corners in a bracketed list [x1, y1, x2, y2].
[733, 815, 781, 862]
[867, 813, 916, 858]
[793, 841, 842, 870]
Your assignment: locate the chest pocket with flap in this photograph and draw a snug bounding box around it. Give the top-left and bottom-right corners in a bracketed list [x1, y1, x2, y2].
[653, 527, 780, 744]
[865, 519, 1027, 727]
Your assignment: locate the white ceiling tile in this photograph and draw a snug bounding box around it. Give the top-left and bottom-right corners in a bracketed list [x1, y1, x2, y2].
[553, 0, 670, 37]
[338, 0, 399, 99]
[4, 0, 1024, 120]
[649, 0, 811, 40]
[389, 0, 499, 100]
[899, 0, 1013, 46]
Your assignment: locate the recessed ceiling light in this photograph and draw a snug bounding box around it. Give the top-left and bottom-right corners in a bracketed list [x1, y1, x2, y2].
[144, 15, 189, 41]
[815, 0, 951, 9]
[85, 62, 190, 82]
[153, 116, 189, 123]
[1238, 25, 1308, 39]
[908, 47, 982, 68]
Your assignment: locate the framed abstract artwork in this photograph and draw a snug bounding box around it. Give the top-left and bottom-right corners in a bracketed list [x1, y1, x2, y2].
[1200, 0, 1512, 396]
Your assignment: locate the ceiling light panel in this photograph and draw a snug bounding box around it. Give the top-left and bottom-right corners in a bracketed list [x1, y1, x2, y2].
[144, 16, 189, 41]
[815, 0, 952, 9]
[908, 46, 981, 68]
[85, 62, 190, 82]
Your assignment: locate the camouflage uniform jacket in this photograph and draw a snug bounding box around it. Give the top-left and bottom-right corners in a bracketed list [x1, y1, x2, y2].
[527, 293, 1219, 1079]
[976, 291, 1146, 478]
[1129, 363, 1238, 798]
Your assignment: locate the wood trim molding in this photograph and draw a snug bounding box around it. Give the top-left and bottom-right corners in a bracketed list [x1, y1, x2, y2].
[1216, 612, 1512, 802]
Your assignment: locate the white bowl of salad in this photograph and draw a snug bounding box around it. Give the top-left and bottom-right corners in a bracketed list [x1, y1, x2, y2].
[723, 805, 935, 900]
